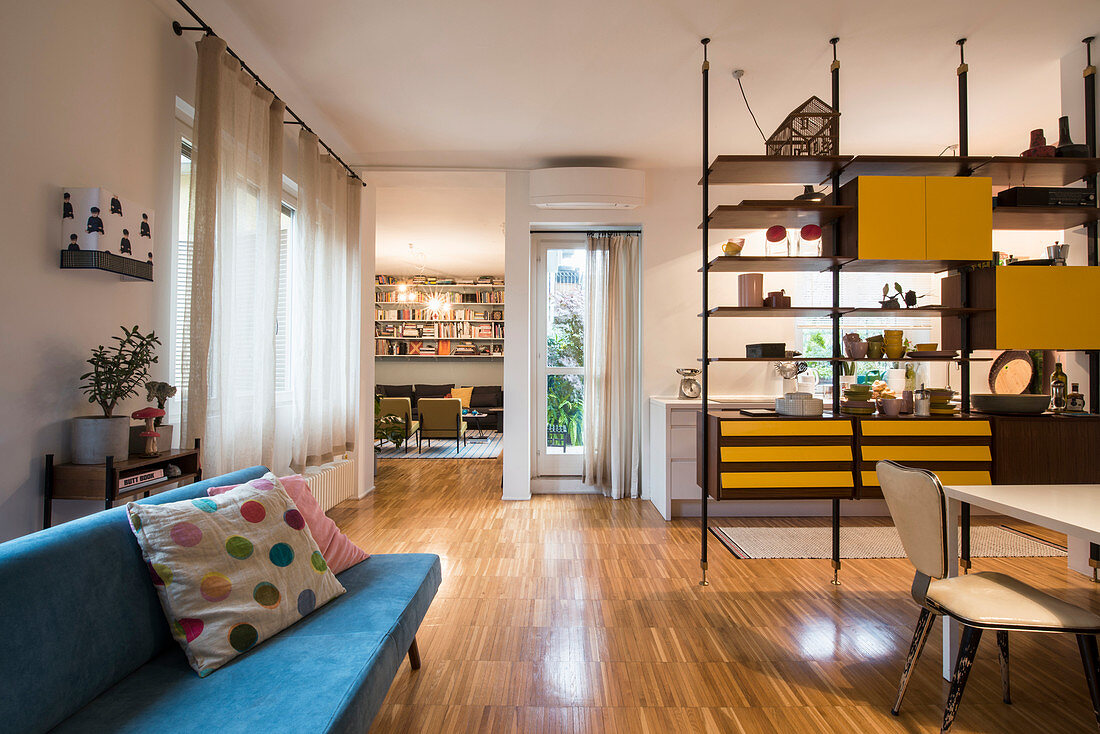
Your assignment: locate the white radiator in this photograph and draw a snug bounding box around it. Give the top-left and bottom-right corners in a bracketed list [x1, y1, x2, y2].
[302, 457, 358, 512]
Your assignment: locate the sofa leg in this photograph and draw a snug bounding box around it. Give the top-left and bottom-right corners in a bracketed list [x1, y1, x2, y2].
[408, 637, 421, 670]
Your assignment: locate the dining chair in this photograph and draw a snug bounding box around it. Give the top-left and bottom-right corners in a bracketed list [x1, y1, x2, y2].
[416, 398, 467, 454]
[877, 459, 1100, 733]
[378, 397, 418, 454]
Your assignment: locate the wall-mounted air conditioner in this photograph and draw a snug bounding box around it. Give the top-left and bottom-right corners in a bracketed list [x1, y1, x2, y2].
[529, 167, 645, 209]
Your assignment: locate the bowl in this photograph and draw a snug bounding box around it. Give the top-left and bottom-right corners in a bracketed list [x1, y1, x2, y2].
[915, 343, 938, 351]
[884, 344, 906, 359]
[878, 398, 902, 416]
[970, 393, 1050, 415]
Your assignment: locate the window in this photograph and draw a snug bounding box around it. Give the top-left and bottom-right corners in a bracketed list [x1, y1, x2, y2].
[171, 135, 296, 404]
[794, 270, 935, 384]
[173, 138, 193, 406]
[275, 203, 294, 394]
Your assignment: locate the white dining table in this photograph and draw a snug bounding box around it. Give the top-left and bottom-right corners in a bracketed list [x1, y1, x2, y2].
[941, 483, 1100, 679]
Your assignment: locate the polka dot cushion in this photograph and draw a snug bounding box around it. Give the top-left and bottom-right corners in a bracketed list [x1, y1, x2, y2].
[126, 476, 346, 676]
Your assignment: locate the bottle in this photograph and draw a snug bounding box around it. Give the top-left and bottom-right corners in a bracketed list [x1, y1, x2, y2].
[1050, 362, 1068, 412]
[1068, 382, 1086, 413]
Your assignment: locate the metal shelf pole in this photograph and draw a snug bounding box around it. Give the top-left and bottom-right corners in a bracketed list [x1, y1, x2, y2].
[700, 38, 711, 587]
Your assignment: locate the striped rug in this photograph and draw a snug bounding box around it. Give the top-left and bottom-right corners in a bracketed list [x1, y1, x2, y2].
[711, 524, 1066, 560]
[377, 432, 503, 459]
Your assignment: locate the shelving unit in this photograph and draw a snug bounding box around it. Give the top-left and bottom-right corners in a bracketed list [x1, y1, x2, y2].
[374, 275, 504, 360]
[44, 439, 202, 528]
[694, 36, 1100, 588]
[60, 249, 153, 282]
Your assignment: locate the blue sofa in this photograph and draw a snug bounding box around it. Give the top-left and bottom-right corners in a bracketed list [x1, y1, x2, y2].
[0, 466, 441, 733]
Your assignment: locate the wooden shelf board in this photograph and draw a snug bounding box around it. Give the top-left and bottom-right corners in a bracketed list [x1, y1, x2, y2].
[375, 283, 504, 289]
[705, 255, 850, 273]
[376, 319, 504, 323]
[52, 448, 198, 473]
[835, 155, 990, 185]
[705, 307, 848, 318]
[376, 337, 502, 341]
[376, 302, 505, 306]
[844, 307, 993, 316]
[375, 355, 502, 359]
[704, 356, 993, 363]
[840, 259, 985, 273]
[992, 206, 1100, 230]
[972, 157, 1100, 187]
[702, 202, 852, 229]
[704, 155, 852, 185]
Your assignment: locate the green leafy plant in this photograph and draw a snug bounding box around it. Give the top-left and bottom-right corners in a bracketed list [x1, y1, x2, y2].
[144, 381, 176, 427]
[547, 377, 584, 446]
[374, 394, 407, 448]
[79, 326, 161, 418]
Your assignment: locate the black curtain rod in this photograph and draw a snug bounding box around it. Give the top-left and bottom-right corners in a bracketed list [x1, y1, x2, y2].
[171, 0, 365, 187]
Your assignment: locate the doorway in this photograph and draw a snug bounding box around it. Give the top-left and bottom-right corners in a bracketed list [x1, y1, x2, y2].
[534, 233, 587, 476]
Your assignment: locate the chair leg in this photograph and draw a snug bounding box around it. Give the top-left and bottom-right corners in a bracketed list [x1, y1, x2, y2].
[1076, 634, 1100, 729]
[892, 608, 936, 715]
[941, 625, 983, 734]
[408, 636, 421, 670]
[997, 630, 1011, 704]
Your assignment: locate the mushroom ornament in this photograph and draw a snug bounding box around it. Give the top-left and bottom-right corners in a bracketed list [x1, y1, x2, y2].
[132, 406, 165, 457]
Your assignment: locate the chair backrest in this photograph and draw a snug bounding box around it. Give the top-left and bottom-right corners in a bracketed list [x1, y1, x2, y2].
[876, 460, 950, 580]
[0, 466, 269, 734]
[418, 397, 461, 430]
[379, 396, 412, 425]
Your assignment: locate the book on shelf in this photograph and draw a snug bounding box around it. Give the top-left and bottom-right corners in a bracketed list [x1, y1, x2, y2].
[375, 275, 397, 285]
[119, 468, 165, 490]
[438, 340, 451, 355]
[452, 342, 478, 355]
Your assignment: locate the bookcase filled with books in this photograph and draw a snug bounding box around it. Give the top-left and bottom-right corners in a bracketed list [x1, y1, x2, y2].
[375, 274, 504, 359]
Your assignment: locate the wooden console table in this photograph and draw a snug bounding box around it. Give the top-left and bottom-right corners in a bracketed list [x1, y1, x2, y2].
[43, 438, 202, 528]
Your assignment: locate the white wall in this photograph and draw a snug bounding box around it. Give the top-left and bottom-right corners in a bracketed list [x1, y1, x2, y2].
[375, 360, 503, 389]
[0, 0, 196, 541]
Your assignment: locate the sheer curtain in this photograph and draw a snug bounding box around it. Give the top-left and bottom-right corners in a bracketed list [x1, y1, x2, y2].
[290, 129, 360, 472]
[583, 233, 642, 498]
[183, 35, 283, 475]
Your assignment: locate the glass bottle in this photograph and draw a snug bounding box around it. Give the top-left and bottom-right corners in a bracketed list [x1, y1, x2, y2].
[1068, 382, 1086, 413]
[1050, 362, 1068, 413]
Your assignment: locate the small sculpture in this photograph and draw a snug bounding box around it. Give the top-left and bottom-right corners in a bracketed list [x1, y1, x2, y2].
[67, 234, 80, 251]
[110, 196, 123, 216]
[165, 463, 182, 478]
[62, 192, 74, 219]
[144, 381, 176, 427]
[120, 229, 132, 255]
[140, 213, 151, 238]
[1022, 129, 1056, 158]
[131, 406, 165, 457]
[1056, 116, 1090, 158]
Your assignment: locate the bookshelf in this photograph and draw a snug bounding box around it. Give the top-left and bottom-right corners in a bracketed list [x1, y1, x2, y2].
[375, 274, 504, 359]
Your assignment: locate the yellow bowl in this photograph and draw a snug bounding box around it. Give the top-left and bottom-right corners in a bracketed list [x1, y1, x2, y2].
[915, 343, 938, 351]
[884, 345, 907, 359]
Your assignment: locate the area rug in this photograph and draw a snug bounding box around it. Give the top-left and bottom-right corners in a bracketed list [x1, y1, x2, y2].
[377, 432, 502, 459]
[710, 524, 1066, 560]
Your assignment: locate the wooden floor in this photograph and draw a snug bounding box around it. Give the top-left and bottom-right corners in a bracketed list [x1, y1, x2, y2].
[331, 458, 1100, 733]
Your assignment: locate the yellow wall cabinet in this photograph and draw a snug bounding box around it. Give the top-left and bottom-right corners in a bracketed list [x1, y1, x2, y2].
[943, 266, 1100, 350]
[838, 176, 992, 263]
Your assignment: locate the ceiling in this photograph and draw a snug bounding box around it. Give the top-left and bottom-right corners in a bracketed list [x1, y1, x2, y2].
[216, 0, 1100, 170]
[372, 172, 505, 276]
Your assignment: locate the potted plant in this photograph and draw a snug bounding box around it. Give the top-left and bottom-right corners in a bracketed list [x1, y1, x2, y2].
[130, 381, 177, 453]
[73, 325, 160, 464]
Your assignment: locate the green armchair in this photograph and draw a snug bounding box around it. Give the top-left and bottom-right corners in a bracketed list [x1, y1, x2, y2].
[379, 397, 419, 453]
[416, 398, 467, 453]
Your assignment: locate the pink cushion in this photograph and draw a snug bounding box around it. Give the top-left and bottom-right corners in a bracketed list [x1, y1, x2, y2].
[209, 473, 368, 574]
